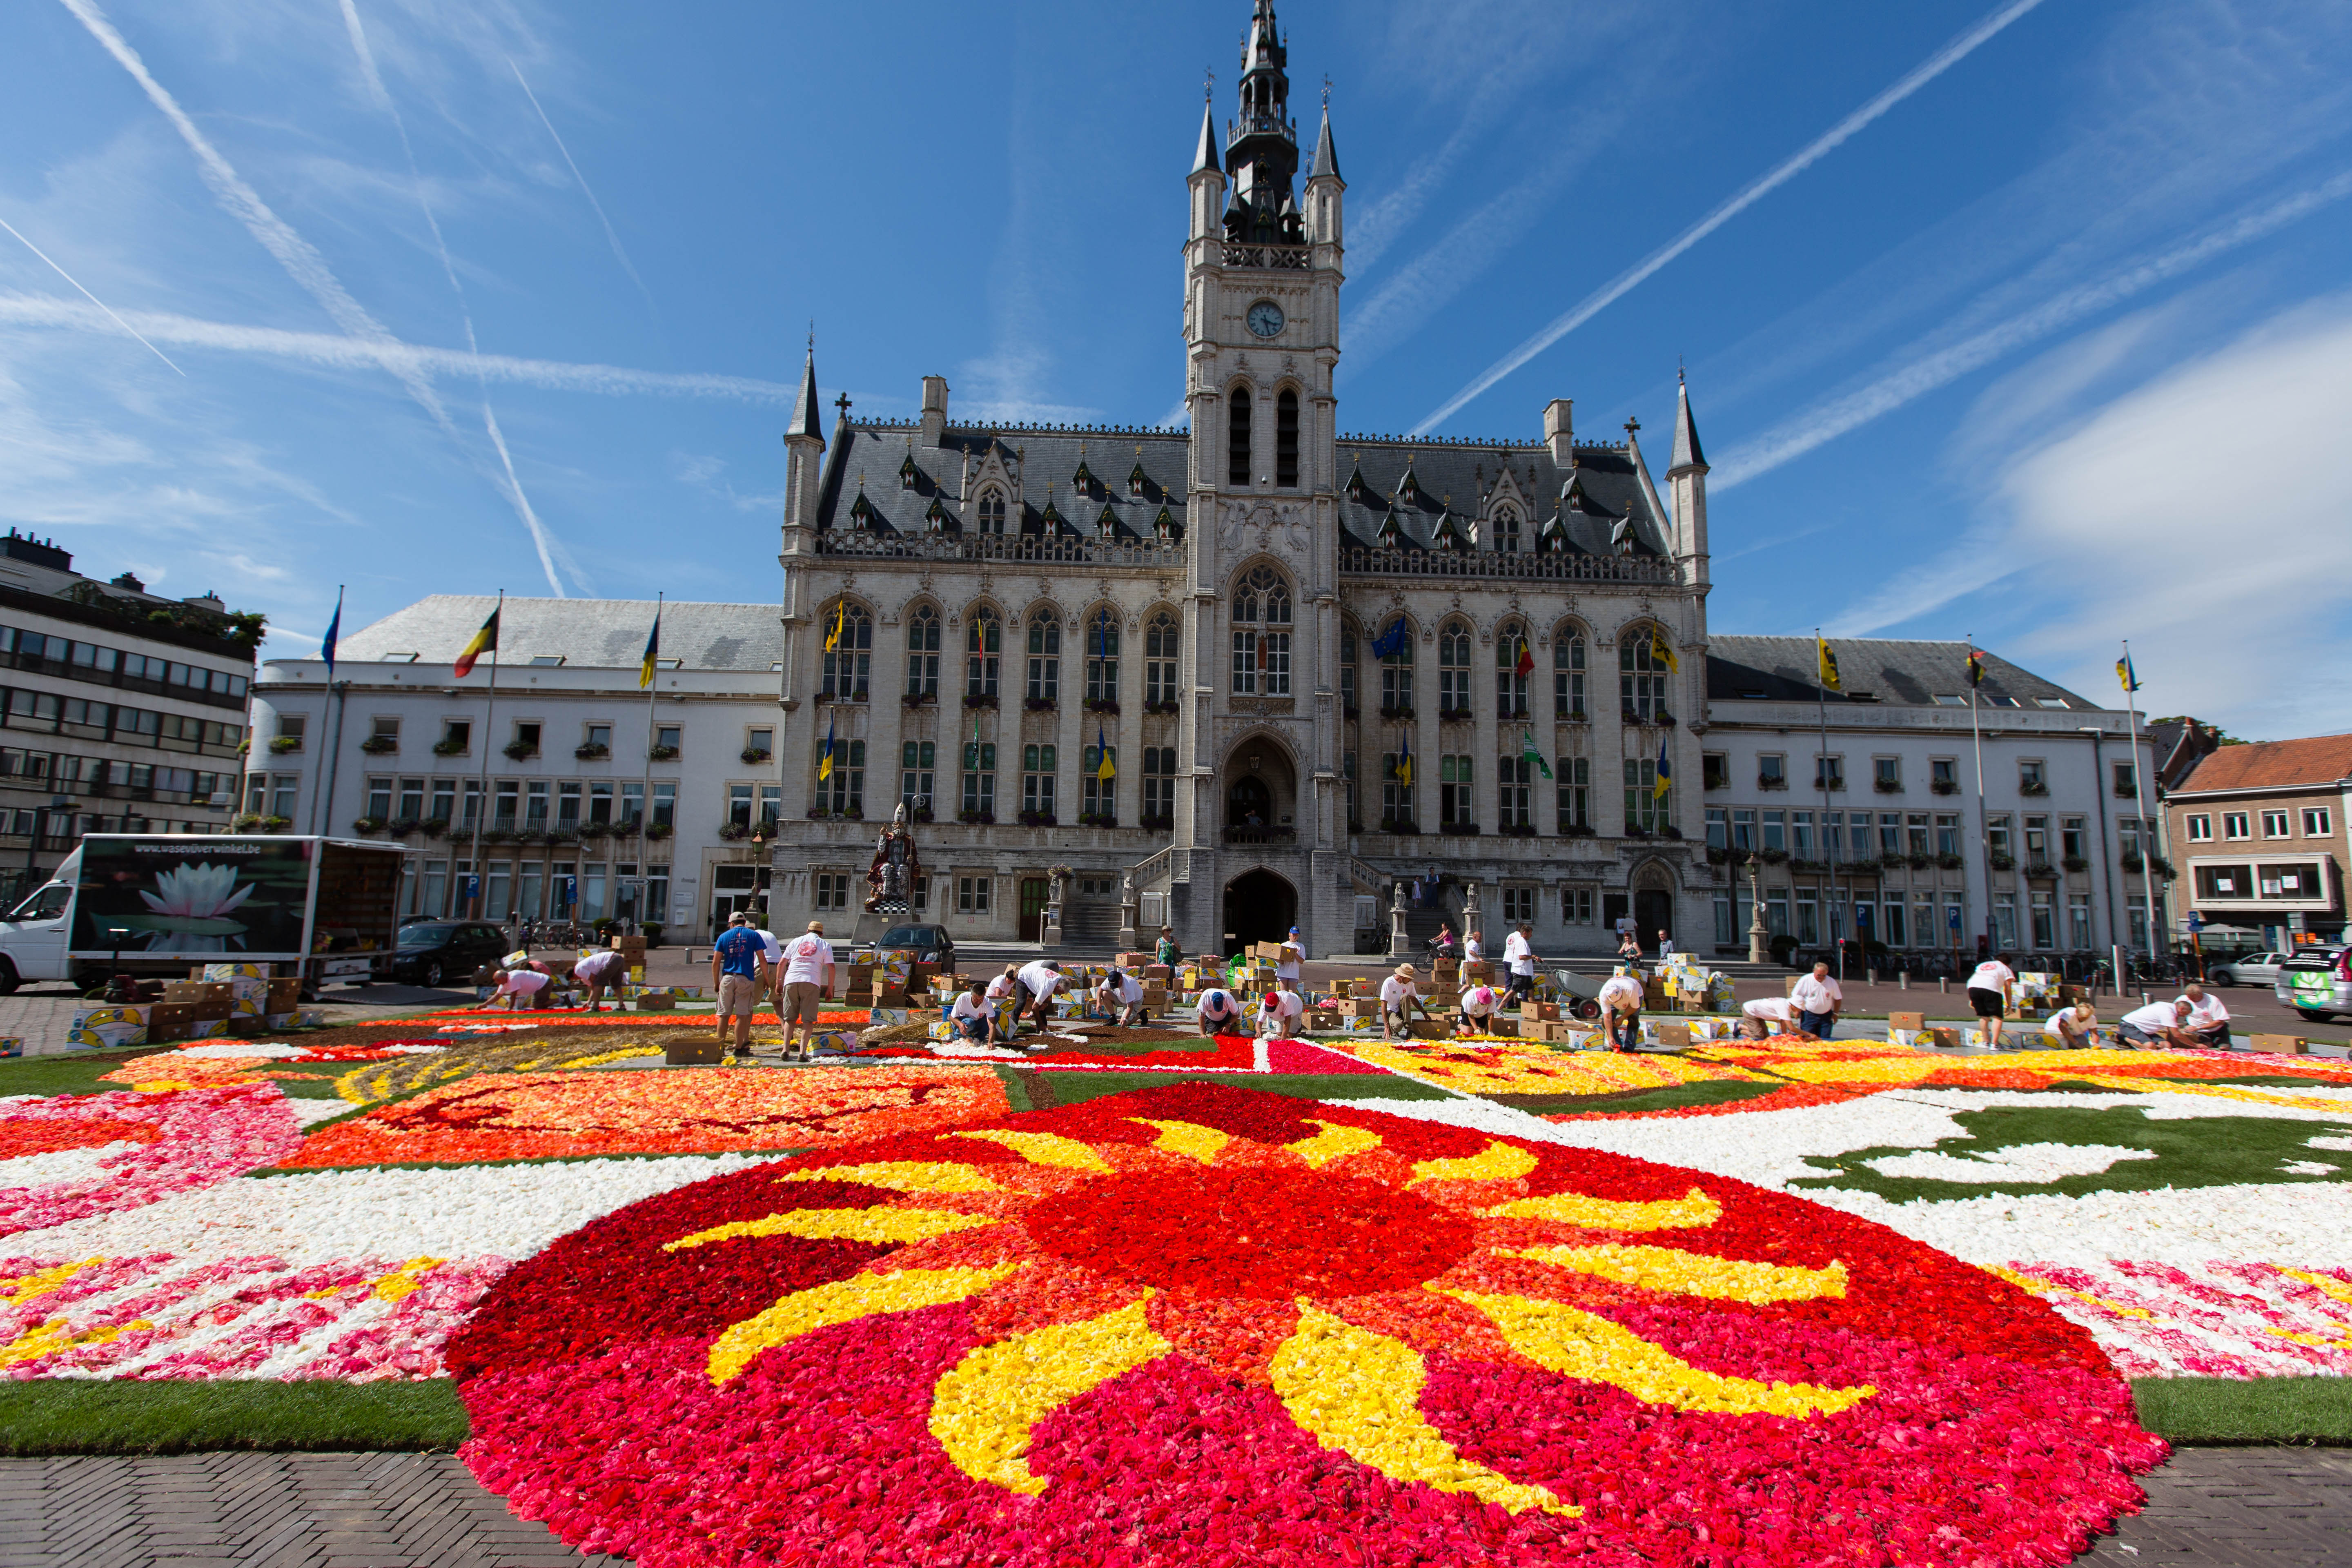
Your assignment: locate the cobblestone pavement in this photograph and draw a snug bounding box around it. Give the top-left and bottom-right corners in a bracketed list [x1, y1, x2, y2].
[0, 1447, 2343, 1566]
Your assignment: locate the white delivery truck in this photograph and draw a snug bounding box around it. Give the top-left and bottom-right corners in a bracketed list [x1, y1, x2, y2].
[0, 833, 404, 996]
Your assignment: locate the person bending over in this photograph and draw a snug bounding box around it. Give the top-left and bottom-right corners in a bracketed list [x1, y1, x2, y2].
[2118, 996, 2199, 1049]
[1255, 982, 1303, 1039]
[1380, 964, 1428, 1041]
[1094, 967, 1149, 1026]
[480, 966, 550, 1011]
[1595, 971, 1645, 1053]
[1739, 995, 1796, 1040]
[2041, 1000, 2100, 1049]
[1965, 952, 2018, 1049]
[1457, 982, 1499, 1037]
[1195, 985, 1245, 1038]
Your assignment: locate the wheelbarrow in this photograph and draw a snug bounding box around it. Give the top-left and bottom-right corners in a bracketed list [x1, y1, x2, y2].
[1549, 969, 1606, 1022]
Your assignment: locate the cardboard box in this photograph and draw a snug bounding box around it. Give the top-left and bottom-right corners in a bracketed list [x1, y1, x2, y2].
[267, 978, 303, 1011]
[1925, 1025, 1962, 1048]
[663, 1036, 722, 1065]
[202, 962, 269, 982]
[1406, 1019, 1446, 1039]
[1654, 1022, 1693, 1050]
[1525, 1021, 1569, 1044]
[163, 980, 233, 1006]
[1463, 960, 1492, 981]
[1119, 951, 1153, 968]
[68, 1003, 149, 1051]
[635, 991, 676, 1012]
[2249, 1033, 2309, 1054]
[186, 1018, 229, 1040]
[1888, 1011, 1924, 1033]
[876, 984, 911, 1008]
[264, 1012, 300, 1031]
[145, 1001, 195, 1042]
[1528, 1002, 1561, 1022]
[1144, 964, 1172, 982]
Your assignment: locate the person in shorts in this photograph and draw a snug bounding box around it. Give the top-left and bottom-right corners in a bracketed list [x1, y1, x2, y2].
[1457, 982, 1499, 1037]
[1380, 964, 1426, 1040]
[572, 948, 627, 1013]
[1502, 922, 1537, 1005]
[1009, 959, 1067, 1037]
[2118, 996, 2198, 1049]
[777, 921, 834, 1060]
[1194, 985, 1244, 1037]
[1965, 953, 2018, 1049]
[1596, 971, 1645, 1053]
[709, 911, 768, 1060]
[1094, 968, 1149, 1026]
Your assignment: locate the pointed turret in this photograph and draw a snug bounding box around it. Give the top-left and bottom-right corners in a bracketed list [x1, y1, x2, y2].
[1668, 372, 1706, 476]
[1662, 371, 1711, 582]
[1308, 105, 1341, 182]
[784, 348, 825, 447]
[1225, 0, 1302, 243]
[1192, 100, 1218, 176]
[781, 342, 827, 536]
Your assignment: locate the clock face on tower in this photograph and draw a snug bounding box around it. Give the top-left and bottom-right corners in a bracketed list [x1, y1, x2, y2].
[1246, 300, 1285, 338]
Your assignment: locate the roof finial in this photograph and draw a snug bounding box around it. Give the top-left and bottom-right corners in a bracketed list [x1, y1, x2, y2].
[1321, 75, 1331, 110]
[1624, 415, 1640, 438]
[835, 391, 852, 418]
[1205, 65, 1215, 102]
[806, 321, 814, 354]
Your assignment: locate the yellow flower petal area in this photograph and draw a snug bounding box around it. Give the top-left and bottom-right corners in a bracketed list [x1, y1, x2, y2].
[951, 1128, 1115, 1173]
[1481, 1187, 1722, 1232]
[1499, 1243, 1847, 1303]
[1270, 1304, 1576, 1517]
[665, 1207, 1000, 1252]
[2281, 1267, 2352, 1309]
[372, 1256, 446, 1303]
[2068, 1072, 2344, 1113]
[1409, 1140, 1537, 1186]
[708, 1263, 1025, 1385]
[929, 1296, 1172, 1494]
[1440, 1289, 1875, 1419]
[1126, 1118, 1232, 1164]
[1984, 1264, 2153, 1320]
[0, 1258, 103, 1307]
[0, 1316, 152, 1370]
[780, 1160, 1002, 1194]
[1285, 1119, 1383, 1168]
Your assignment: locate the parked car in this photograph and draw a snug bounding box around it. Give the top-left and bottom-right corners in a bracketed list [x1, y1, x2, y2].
[875, 923, 956, 969]
[2207, 951, 2288, 987]
[2274, 945, 2352, 1021]
[380, 920, 512, 989]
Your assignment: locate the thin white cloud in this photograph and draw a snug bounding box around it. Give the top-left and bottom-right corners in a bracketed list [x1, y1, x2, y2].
[0, 214, 182, 375]
[1713, 167, 2352, 491]
[1414, 0, 2048, 434]
[508, 56, 660, 330]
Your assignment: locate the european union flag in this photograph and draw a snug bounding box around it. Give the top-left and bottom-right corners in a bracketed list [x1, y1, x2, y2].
[1369, 619, 1410, 660]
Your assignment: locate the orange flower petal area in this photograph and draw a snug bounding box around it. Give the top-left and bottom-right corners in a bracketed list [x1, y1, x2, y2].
[0, 1116, 161, 1159]
[448, 1083, 2165, 1568]
[277, 1065, 1009, 1168]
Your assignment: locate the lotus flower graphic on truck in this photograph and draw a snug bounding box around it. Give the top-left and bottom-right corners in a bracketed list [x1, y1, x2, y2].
[124, 862, 257, 950]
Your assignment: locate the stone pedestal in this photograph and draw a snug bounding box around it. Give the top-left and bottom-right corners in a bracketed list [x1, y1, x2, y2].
[1116, 873, 1139, 952]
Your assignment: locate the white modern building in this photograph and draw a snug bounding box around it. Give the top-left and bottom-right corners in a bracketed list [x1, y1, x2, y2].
[246, 597, 783, 940]
[0, 529, 256, 903]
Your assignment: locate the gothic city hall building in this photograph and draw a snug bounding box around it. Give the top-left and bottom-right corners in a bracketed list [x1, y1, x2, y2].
[774, 1, 1713, 956]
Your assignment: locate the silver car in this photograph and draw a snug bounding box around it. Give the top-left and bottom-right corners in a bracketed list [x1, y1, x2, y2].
[2275, 946, 2352, 1022]
[2208, 951, 2287, 987]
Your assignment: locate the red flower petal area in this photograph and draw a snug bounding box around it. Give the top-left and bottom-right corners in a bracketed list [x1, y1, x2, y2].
[451, 1083, 2164, 1568]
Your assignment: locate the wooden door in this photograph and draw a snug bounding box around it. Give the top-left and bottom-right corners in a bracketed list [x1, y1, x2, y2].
[1018, 877, 1051, 942]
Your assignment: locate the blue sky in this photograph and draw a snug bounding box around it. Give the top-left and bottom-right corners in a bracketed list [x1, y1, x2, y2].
[3, 0, 2349, 738]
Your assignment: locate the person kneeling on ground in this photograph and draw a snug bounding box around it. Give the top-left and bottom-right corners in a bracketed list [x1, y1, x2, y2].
[2178, 982, 2231, 1049]
[1738, 995, 1797, 1040]
[1596, 971, 1645, 1053]
[2041, 1000, 2101, 1049]
[1094, 967, 1149, 1027]
[1256, 981, 1304, 1039]
[1381, 964, 1428, 1041]
[710, 911, 768, 1060]
[1788, 961, 1843, 1040]
[1196, 985, 1244, 1037]
[1965, 952, 2018, 1049]
[2118, 996, 2199, 1049]
[1457, 981, 1500, 1037]
[480, 965, 550, 1011]
[949, 978, 994, 1044]
[572, 948, 627, 1013]
[984, 965, 1021, 1040]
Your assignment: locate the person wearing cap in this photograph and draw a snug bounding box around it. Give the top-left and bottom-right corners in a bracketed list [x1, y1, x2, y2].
[1596, 970, 1645, 1053]
[1009, 958, 1067, 1037]
[572, 947, 628, 1013]
[1094, 967, 1149, 1026]
[778, 920, 834, 1061]
[1380, 964, 1427, 1041]
[1276, 929, 1304, 989]
[710, 911, 768, 1060]
[1154, 926, 1181, 969]
[1457, 980, 1500, 1037]
[1256, 980, 1304, 1039]
[1194, 984, 1245, 1037]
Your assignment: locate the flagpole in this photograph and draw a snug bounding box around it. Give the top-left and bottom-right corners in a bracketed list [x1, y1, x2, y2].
[2120, 639, 2159, 967]
[1969, 635, 1991, 961]
[312, 585, 347, 837]
[1818, 628, 1839, 982]
[468, 589, 502, 919]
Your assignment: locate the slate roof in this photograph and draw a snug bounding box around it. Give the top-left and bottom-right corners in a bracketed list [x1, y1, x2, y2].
[1333, 439, 1670, 556]
[328, 596, 779, 673]
[1706, 637, 2100, 711]
[2171, 734, 2352, 795]
[815, 419, 1191, 542]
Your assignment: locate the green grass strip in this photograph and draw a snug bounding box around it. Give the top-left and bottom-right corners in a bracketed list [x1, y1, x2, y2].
[2132, 1376, 2352, 1445]
[0, 1377, 469, 1456]
[0, 1045, 180, 1098]
[1027, 1070, 1452, 1109]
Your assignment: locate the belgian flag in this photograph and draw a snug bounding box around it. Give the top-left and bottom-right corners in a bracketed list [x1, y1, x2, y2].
[454, 607, 499, 678]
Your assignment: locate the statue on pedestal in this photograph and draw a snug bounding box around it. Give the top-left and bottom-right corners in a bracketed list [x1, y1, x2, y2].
[866, 804, 922, 913]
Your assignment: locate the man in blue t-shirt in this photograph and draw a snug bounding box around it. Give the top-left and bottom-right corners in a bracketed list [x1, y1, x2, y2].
[710, 911, 768, 1059]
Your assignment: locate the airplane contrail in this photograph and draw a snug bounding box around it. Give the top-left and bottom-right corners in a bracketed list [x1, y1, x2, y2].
[0, 214, 183, 374]
[509, 57, 661, 327]
[1413, 0, 2047, 434]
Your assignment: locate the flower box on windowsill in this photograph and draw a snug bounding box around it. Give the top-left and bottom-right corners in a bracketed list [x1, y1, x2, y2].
[1873, 780, 1904, 793]
[269, 736, 302, 754]
[648, 745, 680, 762]
[1145, 700, 1180, 716]
[1623, 826, 1652, 841]
[1931, 779, 1960, 795]
[741, 748, 772, 764]
[259, 815, 290, 834]
[1440, 822, 1480, 836]
[1438, 707, 1474, 724]
[902, 691, 938, 709]
[578, 822, 611, 841]
[962, 693, 999, 710]
[503, 742, 539, 761]
[1816, 779, 1846, 792]
[359, 737, 396, 755]
[545, 829, 579, 846]
[719, 823, 750, 841]
[1378, 818, 1421, 835]
[2150, 855, 2176, 880]
[2024, 861, 2058, 880]
[418, 817, 448, 839]
[1661, 825, 1684, 840]
[1140, 814, 1173, 831]
[1024, 698, 1057, 713]
[644, 824, 674, 841]
[2062, 855, 2089, 873]
[1758, 776, 1789, 791]
[1083, 699, 1119, 716]
[477, 827, 514, 845]
[806, 808, 832, 820]
[1499, 824, 1537, 838]
[956, 808, 995, 825]
[1504, 707, 1532, 723]
[910, 808, 933, 824]
[350, 817, 387, 836]
[1562, 824, 1596, 838]
[1907, 853, 1933, 870]
[1655, 712, 1678, 728]
[1559, 710, 1589, 724]
[431, 739, 467, 756]
[1378, 705, 1415, 721]
[1991, 852, 2017, 871]
[1937, 852, 1963, 869]
[1760, 847, 1788, 864]
[388, 818, 423, 837]
[1078, 812, 1118, 829]
[575, 744, 610, 760]
[1705, 844, 1733, 865]
[1017, 809, 1058, 827]
[2020, 781, 2050, 797]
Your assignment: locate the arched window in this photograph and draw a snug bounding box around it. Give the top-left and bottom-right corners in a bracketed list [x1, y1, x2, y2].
[1276, 388, 1300, 488]
[1085, 609, 1119, 707]
[820, 602, 871, 701]
[904, 606, 940, 699]
[1621, 625, 1670, 721]
[976, 488, 1007, 535]
[1145, 612, 1180, 708]
[1228, 388, 1253, 487]
[1229, 565, 1291, 696]
[965, 608, 1000, 699]
[1554, 624, 1587, 719]
[1026, 618, 1061, 705]
[1378, 621, 1414, 715]
[1492, 504, 1521, 553]
[1437, 621, 1473, 716]
[1495, 621, 1531, 717]
[1339, 624, 1359, 715]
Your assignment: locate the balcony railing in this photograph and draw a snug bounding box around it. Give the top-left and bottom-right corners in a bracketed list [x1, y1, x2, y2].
[1220, 243, 1310, 271]
[1223, 825, 1296, 846]
[1340, 548, 1679, 583]
[816, 532, 1183, 567]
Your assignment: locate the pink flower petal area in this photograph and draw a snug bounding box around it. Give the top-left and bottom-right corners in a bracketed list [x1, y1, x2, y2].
[0, 1083, 299, 1237]
[452, 1084, 2166, 1568]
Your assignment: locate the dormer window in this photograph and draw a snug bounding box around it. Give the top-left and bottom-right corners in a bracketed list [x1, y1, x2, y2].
[1037, 487, 1065, 533]
[1096, 502, 1119, 536]
[848, 488, 875, 529]
[1072, 452, 1095, 495]
[1377, 508, 1404, 548]
[925, 497, 953, 532]
[1128, 457, 1148, 498]
[1154, 506, 1176, 541]
[1492, 504, 1521, 553]
[899, 445, 918, 490]
[976, 488, 1007, 535]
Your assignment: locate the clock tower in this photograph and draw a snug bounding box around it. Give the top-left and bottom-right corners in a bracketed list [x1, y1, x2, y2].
[1177, 0, 1348, 950]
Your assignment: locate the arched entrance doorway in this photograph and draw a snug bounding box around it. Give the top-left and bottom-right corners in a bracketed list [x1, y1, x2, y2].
[1632, 864, 1675, 950]
[1222, 869, 1296, 957]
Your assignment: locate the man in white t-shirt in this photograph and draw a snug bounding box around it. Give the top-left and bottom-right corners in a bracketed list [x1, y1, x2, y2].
[1788, 962, 1844, 1040]
[2119, 997, 2197, 1049]
[2177, 982, 2230, 1049]
[985, 966, 1022, 1037]
[1194, 986, 1245, 1038]
[1380, 965, 1425, 1040]
[1009, 960, 1066, 1036]
[1256, 983, 1303, 1039]
[1094, 968, 1149, 1026]
[778, 922, 835, 1060]
[1596, 972, 1645, 1053]
[1738, 995, 1795, 1040]
[949, 979, 995, 1043]
[1502, 923, 1537, 1005]
[1462, 930, 1484, 966]
[480, 966, 551, 1011]
[1965, 953, 2018, 1049]
[573, 949, 627, 1013]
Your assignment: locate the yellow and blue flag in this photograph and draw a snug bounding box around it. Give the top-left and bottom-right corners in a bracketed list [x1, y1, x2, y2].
[1654, 735, 1672, 800]
[1096, 724, 1115, 780]
[818, 713, 835, 781]
[1650, 627, 1678, 674]
[1395, 727, 1413, 788]
[639, 607, 660, 690]
[2116, 652, 2140, 693]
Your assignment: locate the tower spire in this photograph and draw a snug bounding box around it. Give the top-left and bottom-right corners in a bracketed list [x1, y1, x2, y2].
[1668, 372, 1706, 475]
[1223, 0, 1302, 243]
[785, 343, 824, 448]
[1192, 96, 1219, 176]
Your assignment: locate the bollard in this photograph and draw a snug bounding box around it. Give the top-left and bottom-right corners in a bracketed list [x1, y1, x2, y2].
[1900, 972, 1909, 991]
[1940, 976, 1949, 995]
[1867, 968, 1878, 986]
[2140, 989, 2151, 1007]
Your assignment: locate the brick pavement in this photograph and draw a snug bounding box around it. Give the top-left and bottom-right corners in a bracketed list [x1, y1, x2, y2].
[0, 1448, 2343, 1566]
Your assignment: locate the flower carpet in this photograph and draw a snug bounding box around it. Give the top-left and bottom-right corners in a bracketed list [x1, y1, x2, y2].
[1, 1017, 2346, 1565]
